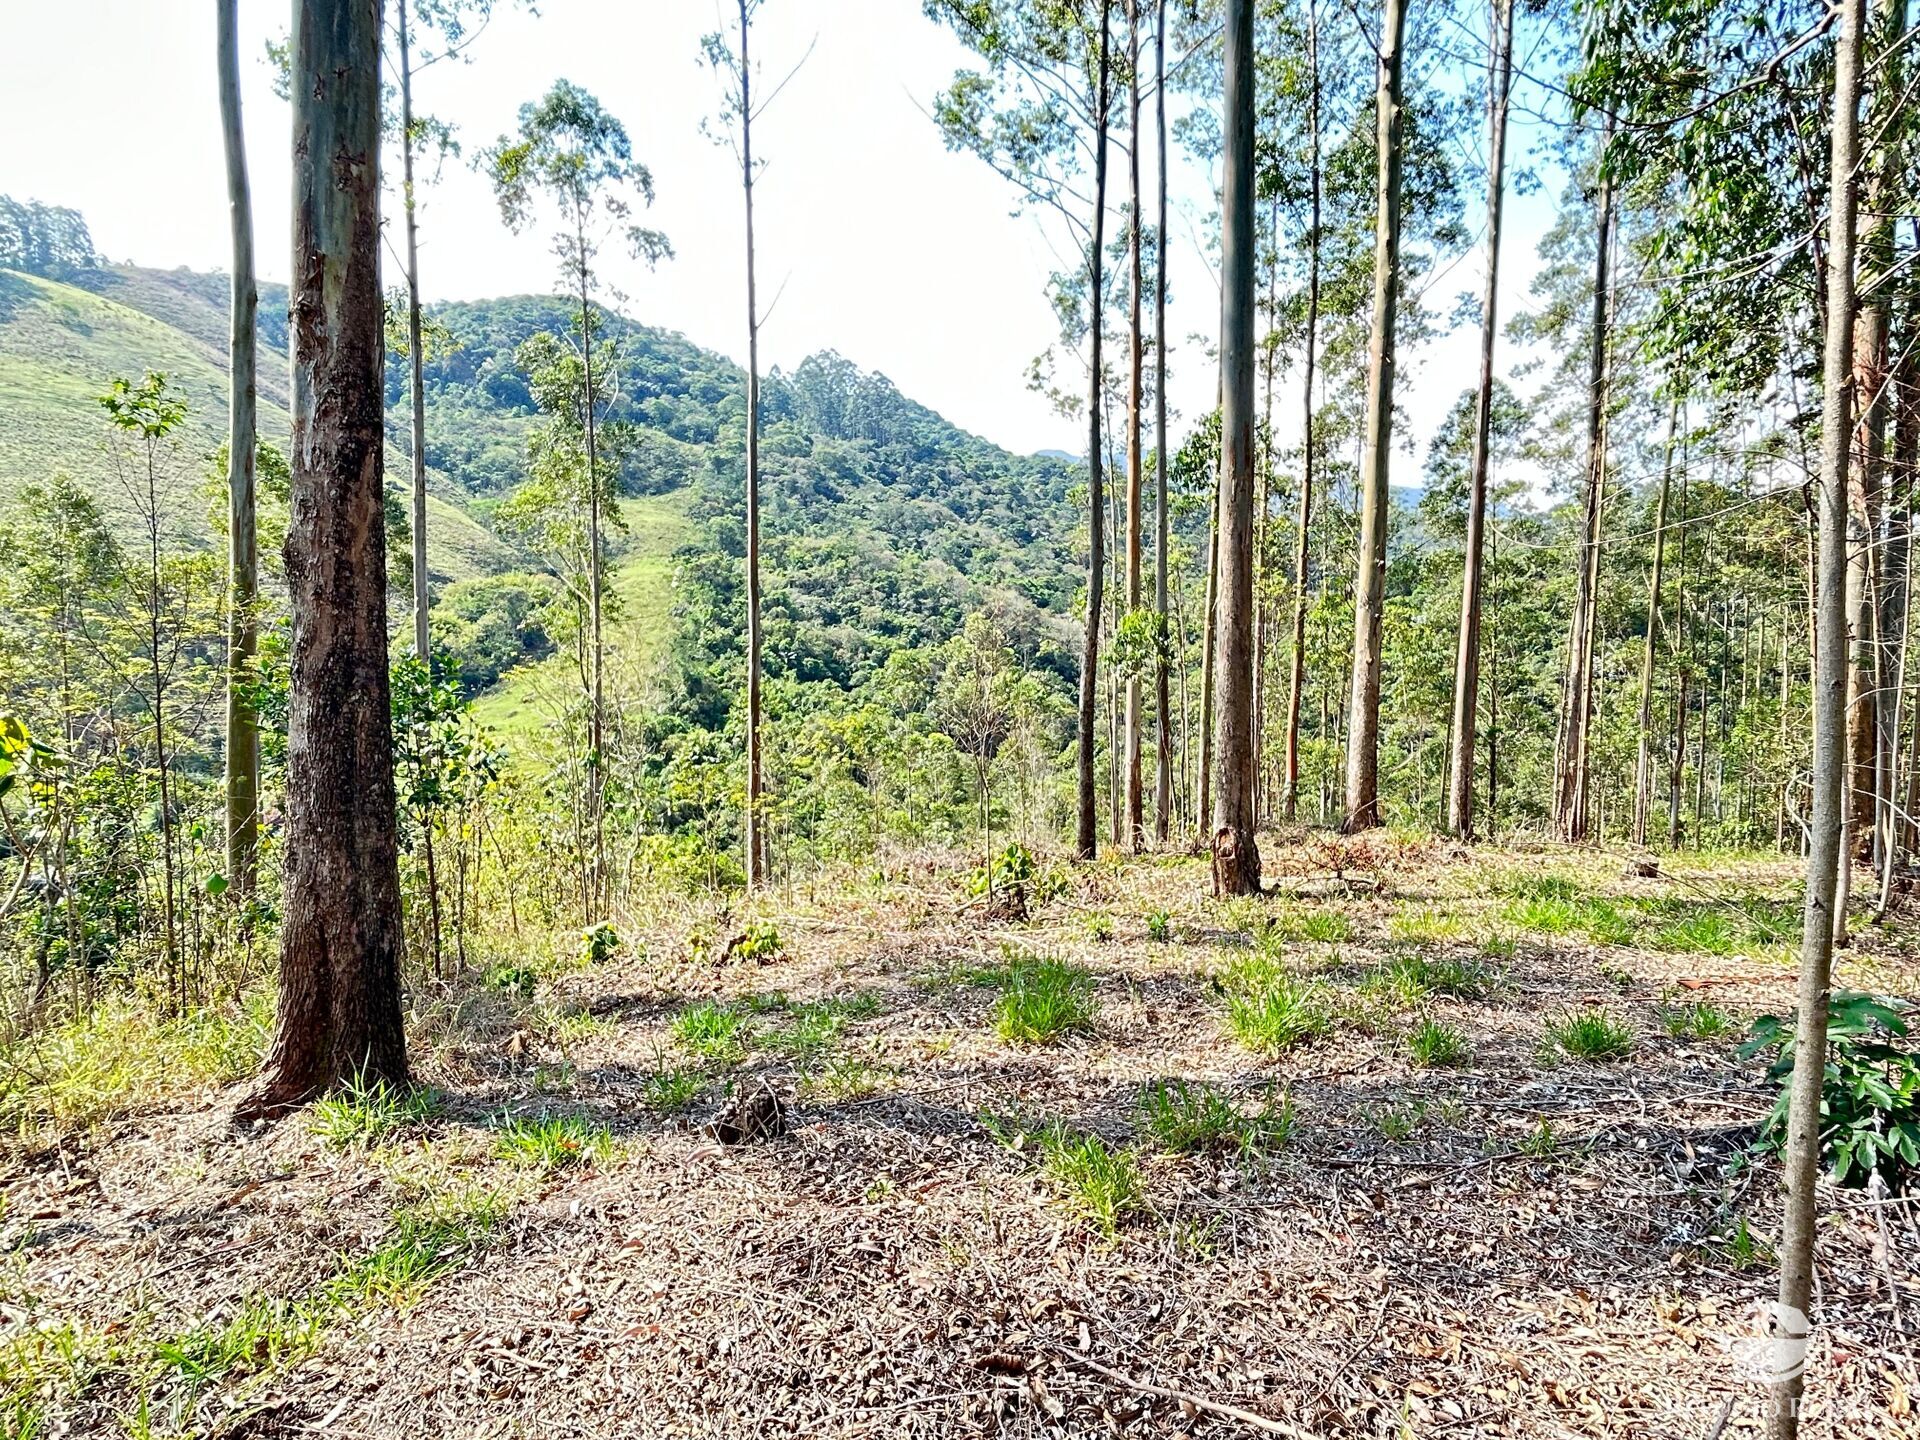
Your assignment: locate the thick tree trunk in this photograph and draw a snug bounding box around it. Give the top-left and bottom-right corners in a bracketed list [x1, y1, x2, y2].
[399, 0, 431, 667]
[1153, 0, 1172, 845]
[1211, 0, 1260, 894]
[217, 0, 259, 900]
[1444, 0, 1513, 841]
[1282, 0, 1321, 824]
[1341, 0, 1408, 832]
[1124, 0, 1145, 851]
[246, 0, 407, 1115]
[1075, 1, 1112, 862]
[1769, 1, 1863, 1431]
[741, 0, 767, 891]
[1552, 125, 1615, 843]
[1633, 404, 1681, 849]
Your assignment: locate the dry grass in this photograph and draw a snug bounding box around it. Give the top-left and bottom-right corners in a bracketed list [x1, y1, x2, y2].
[3, 839, 1916, 1438]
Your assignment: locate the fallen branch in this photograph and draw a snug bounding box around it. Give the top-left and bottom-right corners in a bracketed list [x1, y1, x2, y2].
[1053, 1347, 1319, 1439]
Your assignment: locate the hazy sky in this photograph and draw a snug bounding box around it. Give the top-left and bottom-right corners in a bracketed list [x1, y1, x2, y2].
[1, 1, 1566, 466]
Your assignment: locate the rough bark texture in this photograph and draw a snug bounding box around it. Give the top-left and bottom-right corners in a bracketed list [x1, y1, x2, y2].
[1443, 0, 1512, 841]
[1551, 129, 1615, 844]
[1211, 0, 1260, 895]
[1074, 3, 1112, 862]
[246, 0, 407, 1115]
[1769, 2, 1862, 1432]
[1197, 489, 1218, 840]
[1152, 0, 1172, 846]
[399, 0, 431, 666]
[1124, 0, 1145, 852]
[1340, 0, 1407, 832]
[1282, 0, 1320, 825]
[217, 0, 259, 899]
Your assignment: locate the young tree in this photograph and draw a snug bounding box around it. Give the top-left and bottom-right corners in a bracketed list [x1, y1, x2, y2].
[1341, 0, 1409, 831]
[1633, 402, 1681, 848]
[703, 0, 796, 891]
[245, 0, 407, 1112]
[483, 81, 669, 918]
[1443, 0, 1515, 840]
[928, 0, 1116, 862]
[1152, 0, 1173, 845]
[217, 0, 259, 899]
[1282, 0, 1322, 824]
[1772, 2, 1866, 1428]
[1212, 0, 1260, 894]
[1550, 121, 1617, 845]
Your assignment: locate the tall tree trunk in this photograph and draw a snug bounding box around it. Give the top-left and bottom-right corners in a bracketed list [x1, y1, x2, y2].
[246, 0, 407, 1114]
[1198, 485, 1219, 840]
[1282, 0, 1321, 824]
[1341, 0, 1408, 832]
[1770, 0, 1863, 1430]
[398, 0, 431, 667]
[1152, 0, 1172, 847]
[1075, 0, 1112, 862]
[740, 0, 767, 891]
[577, 239, 607, 917]
[1211, 0, 1260, 894]
[1124, 0, 1145, 851]
[217, 0, 259, 900]
[1634, 403, 1681, 848]
[1551, 123, 1615, 843]
[1444, 0, 1513, 841]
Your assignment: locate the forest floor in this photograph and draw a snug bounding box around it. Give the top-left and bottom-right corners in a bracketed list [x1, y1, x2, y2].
[6, 835, 1920, 1438]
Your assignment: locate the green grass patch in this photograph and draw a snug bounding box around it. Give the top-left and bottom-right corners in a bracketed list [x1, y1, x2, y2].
[638, 1069, 703, 1112]
[490, 1112, 614, 1174]
[1219, 954, 1330, 1056]
[1408, 1018, 1469, 1068]
[309, 1077, 440, 1151]
[1388, 906, 1464, 945]
[1658, 997, 1738, 1039]
[992, 955, 1097, 1044]
[1135, 1079, 1293, 1157]
[1541, 1007, 1635, 1062]
[1032, 1122, 1145, 1238]
[671, 1000, 750, 1062]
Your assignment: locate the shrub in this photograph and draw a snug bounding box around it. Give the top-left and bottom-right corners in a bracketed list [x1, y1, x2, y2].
[1743, 992, 1920, 1189]
[580, 921, 622, 966]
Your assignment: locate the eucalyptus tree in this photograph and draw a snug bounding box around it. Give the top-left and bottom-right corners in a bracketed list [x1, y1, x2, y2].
[1125, 0, 1146, 851]
[703, 0, 801, 891]
[1152, 0, 1174, 843]
[1443, 0, 1515, 840]
[928, 0, 1117, 861]
[1341, 0, 1410, 831]
[246, 0, 407, 1113]
[216, 0, 258, 898]
[1214, 0, 1262, 893]
[483, 81, 669, 919]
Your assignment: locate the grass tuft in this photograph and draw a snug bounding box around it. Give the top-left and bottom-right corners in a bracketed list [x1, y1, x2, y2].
[1408, 1018, 1469, 1068]
[993, 955, 1097, 1044]
[1033, 1122, 1145, 1237]
[309, 1077, 440, 1151]
[1541, 1007, 1634, 1062]
[1219, 954, 1330, 1056]
[1658, 997, 1737, 1039]
[491, 1112, 614, 1174]
[1135, 1079, 1293, 1156]
[671, 1000, 749, 1062]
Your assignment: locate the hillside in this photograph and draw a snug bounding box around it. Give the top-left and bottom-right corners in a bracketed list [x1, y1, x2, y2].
[0, 264, 511, 582]
[0, 205, 1087, 722]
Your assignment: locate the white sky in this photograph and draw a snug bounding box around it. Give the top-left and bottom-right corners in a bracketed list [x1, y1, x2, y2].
[1, 0, 1566, 466]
